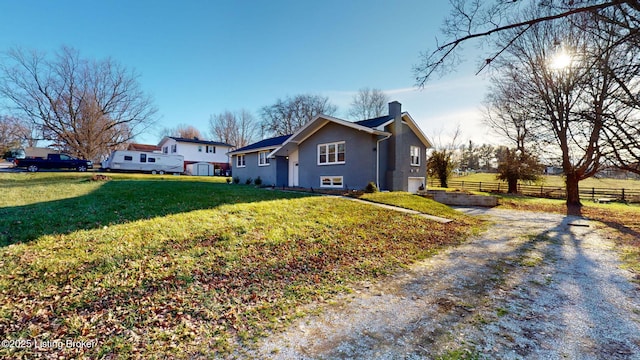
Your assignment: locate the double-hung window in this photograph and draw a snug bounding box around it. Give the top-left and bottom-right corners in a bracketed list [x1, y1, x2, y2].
[410, 146, 421, 166]
[318, 141, 345, 165]
[236, 155, 246, 167]
[258, 151, 270, 166]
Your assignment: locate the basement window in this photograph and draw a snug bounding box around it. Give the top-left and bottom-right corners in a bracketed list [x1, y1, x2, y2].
[320, 176, 343, 188]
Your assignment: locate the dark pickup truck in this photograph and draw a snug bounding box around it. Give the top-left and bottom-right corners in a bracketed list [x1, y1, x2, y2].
[14, 153, 93, 172]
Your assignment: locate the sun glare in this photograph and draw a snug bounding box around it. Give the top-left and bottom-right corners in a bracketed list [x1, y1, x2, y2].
[550, 51, 573, 70]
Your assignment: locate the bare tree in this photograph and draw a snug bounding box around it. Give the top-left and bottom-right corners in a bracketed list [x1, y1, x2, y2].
[415, 0, 639, 85]
[209, 109, 257, 148]
[161, 124, 203, 139]
[260, 94, 337, 136]
[0, 46, 157, 161]
[0, 115, 29, 155]
[484, 5, 640, 206]
[347, 87, 389, 120]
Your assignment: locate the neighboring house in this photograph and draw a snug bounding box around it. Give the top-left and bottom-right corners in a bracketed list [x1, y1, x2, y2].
[228, 101, 432, 192]
[158, 136, 233, 174]
[127, 143, 161, 153]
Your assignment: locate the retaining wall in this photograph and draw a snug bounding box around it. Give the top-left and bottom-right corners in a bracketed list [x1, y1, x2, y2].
[422, 189, 498, 207]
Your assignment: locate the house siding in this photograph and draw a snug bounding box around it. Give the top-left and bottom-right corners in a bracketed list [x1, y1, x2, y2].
[378, 136, 391, 190]
[231, 150, 279, 186]
[385, 121, 427, 191]
[297, 122, 377, 190]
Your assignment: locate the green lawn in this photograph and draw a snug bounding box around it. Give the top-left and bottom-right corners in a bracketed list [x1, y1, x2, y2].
[0, 173, 480, 358]
[358, 192, 475, 222]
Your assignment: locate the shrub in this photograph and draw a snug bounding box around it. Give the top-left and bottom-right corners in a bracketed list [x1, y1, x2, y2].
[365, 181, 378, 193]
[245, 177, 253, 185]
[233, 176, 240, 184]
[254, 176, 262, 186]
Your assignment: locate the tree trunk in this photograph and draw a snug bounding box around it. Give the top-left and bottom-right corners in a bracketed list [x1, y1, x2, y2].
[439, 175, 448, 188]
[507, 178, 518, 194]
[565, 173, 582, 206]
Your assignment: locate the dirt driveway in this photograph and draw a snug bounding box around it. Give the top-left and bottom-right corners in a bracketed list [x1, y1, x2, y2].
[240, 207, 640, 359]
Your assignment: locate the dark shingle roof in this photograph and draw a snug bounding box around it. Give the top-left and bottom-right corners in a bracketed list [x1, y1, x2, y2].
[231, 134, 291, 153]
[170, 137, 233, 147]
[354, 115, 394, 129]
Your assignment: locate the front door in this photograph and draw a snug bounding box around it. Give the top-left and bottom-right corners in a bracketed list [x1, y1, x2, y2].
[292, 162, 299, 187]
[288, 150, 299, 187]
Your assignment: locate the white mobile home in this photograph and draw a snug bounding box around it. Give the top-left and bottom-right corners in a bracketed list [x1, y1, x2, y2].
[102, 150, 184, 174]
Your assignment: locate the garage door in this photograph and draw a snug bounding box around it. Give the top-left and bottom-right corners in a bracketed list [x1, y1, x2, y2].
[408, 177, 425, 194]
[197, 163, 212, 176]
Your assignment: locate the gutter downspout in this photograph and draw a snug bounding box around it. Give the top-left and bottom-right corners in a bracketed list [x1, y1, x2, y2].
[376, 133, 392, 190]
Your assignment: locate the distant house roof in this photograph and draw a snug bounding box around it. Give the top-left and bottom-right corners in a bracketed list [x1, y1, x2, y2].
[127, 143, 161, 152]
[227, 134, 291, 155]
[159, 136, 233, 147]
[354, 115, 394, 129]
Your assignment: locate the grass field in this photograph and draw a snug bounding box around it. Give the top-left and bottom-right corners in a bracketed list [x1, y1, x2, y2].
[451, 172, 640, 190]
[0, 173, 480, 358]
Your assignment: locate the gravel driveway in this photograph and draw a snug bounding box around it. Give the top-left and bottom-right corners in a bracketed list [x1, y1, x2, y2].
[239, 207, 640, 359]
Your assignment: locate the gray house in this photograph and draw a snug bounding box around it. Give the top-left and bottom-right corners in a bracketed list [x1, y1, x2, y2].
[228, 101, 432, 192]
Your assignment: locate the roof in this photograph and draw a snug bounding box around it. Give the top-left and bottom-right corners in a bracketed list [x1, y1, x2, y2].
[354, 115, 394, 129]
[159, 136, 233, 147]
[227, 134, 291, 155]
[127, 143, 161, 152]
[271, 114, 392, 157]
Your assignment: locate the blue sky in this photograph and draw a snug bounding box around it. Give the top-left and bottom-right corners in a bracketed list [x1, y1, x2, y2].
[0, 0, 496, 145]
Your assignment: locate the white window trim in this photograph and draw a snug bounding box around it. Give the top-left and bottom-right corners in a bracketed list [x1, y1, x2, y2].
[236, 154, 246, 168]
[258, 151, 271, 166]
[320, 176, 344, 188]
[410, 146, 421, 166]
[318, 141, 345, 165]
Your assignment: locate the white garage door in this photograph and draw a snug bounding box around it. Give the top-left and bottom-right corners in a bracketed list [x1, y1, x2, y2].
[408, 177, 425, 194]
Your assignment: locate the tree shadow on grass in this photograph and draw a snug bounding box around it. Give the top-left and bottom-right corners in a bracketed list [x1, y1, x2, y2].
[0, 179, 310, 247]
